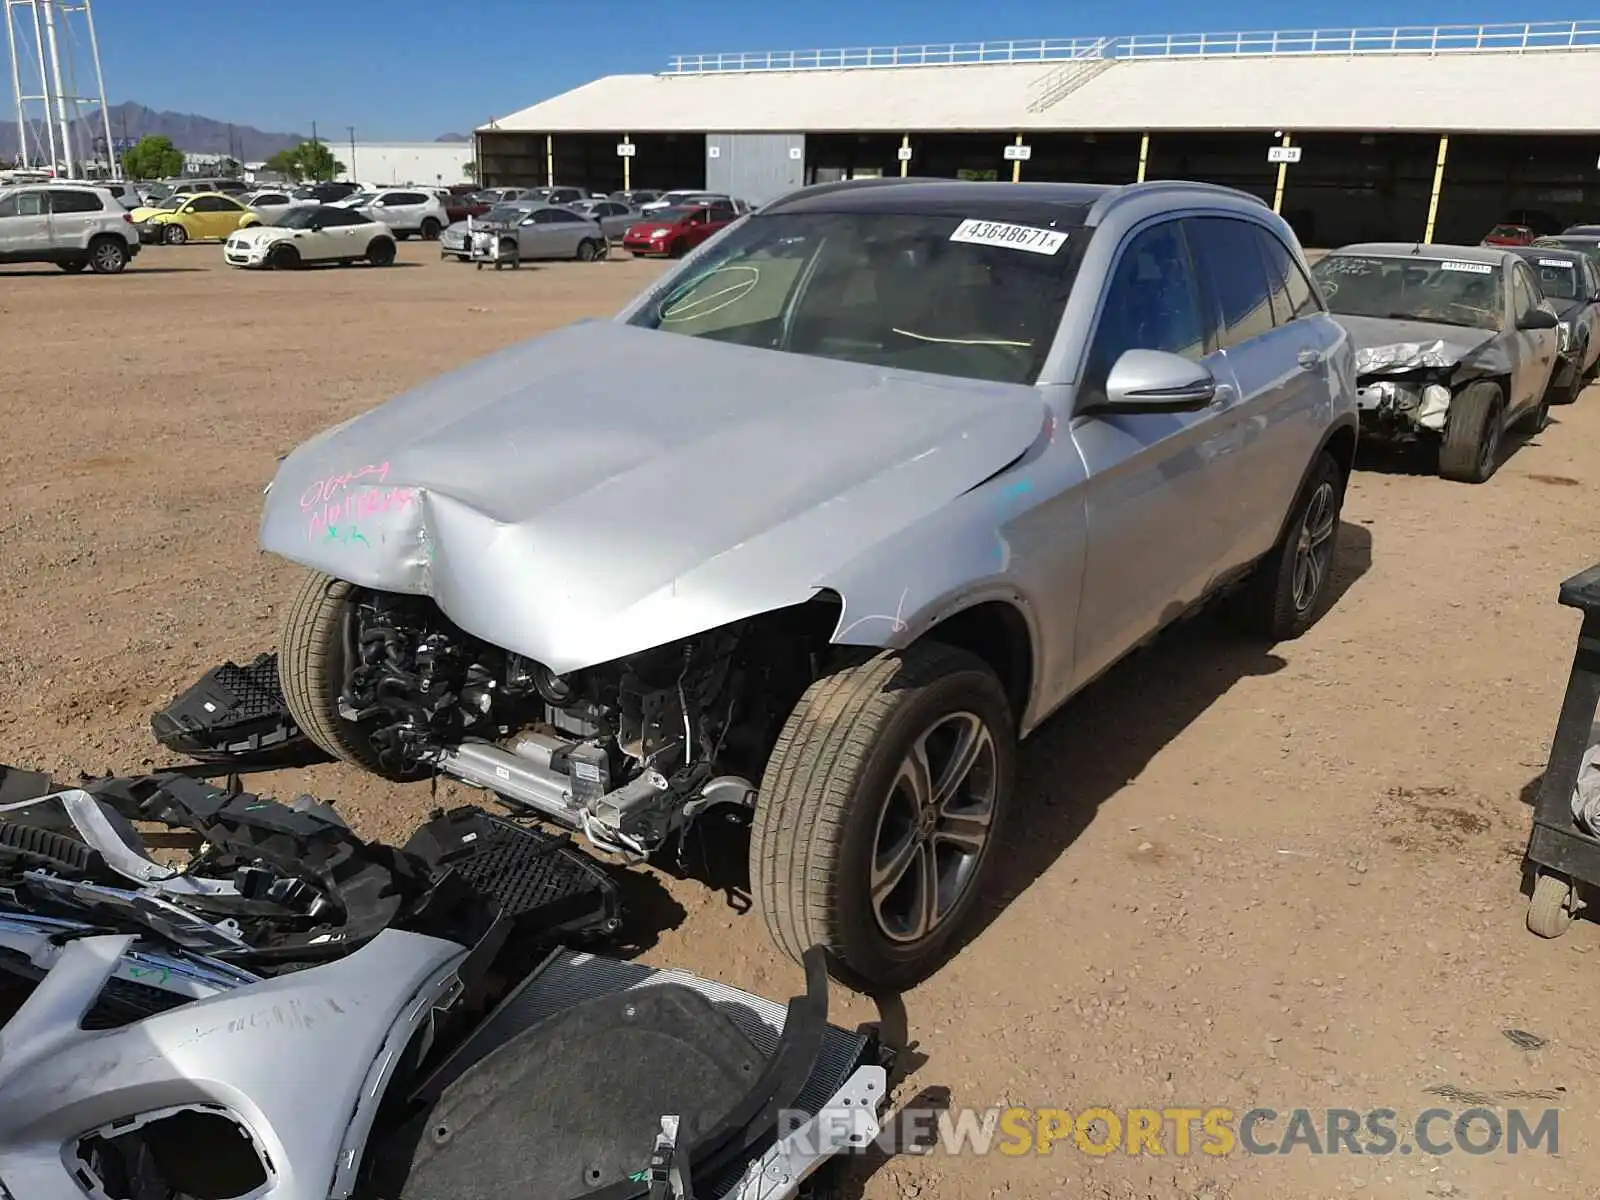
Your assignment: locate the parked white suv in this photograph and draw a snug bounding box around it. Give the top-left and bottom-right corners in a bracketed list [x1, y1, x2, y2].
[0, 183, 140, 273]
[356, 188, 447, 240]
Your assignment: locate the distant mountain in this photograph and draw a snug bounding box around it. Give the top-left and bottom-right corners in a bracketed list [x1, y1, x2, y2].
[0, 102, 460, 163]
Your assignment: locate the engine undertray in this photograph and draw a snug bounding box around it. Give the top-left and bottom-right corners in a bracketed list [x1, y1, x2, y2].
[149, 652, 312, 764]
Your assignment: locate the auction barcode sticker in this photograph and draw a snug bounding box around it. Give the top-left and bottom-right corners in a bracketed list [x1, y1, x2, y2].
[1539, 258, 1574, 268]
[1439, 260, 1494, 274]
[950, 219, 1068, 255]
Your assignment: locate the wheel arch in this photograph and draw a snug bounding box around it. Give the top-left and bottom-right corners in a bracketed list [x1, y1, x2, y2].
[1267, 416, 1357, 550]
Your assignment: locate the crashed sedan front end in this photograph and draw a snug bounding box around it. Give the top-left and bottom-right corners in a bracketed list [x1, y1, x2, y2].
[1350, 334, 1506, 437]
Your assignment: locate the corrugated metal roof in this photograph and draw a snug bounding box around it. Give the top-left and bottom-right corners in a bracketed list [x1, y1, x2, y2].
[484, 49, 1600, 135]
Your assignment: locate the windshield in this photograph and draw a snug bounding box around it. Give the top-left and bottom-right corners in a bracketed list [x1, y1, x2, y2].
[1535, 237, 1600, 270]
[1311, 255, 1505, 330]
[628, 210, 1082, 385]
[275, 207, 326, 230]
[343, 192, 376, 206]
[482, 204, 531, 223]
[1489, 224, 1526, 237]
[1528, 256, 1581, 300]
[650, 207, 698, 223]
[157, 198, 185, 211]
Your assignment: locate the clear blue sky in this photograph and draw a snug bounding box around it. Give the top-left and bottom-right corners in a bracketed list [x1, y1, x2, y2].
[91, 1, 1581, 139]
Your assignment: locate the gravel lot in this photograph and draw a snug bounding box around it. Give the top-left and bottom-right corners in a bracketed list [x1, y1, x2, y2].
[2, 239, 1597, 1199]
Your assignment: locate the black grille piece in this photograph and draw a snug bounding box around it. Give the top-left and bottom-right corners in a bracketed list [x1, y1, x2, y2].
[150, 653, 311, 763]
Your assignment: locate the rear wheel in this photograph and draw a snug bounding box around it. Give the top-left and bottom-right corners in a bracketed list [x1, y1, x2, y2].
[1438, 380, 1503, 483]
[162, 224, 187, 245]
[88, 237, 129, 274]
[420, 218, 441, 240]
[279, 569, 426, 781]
[1227, 451, 1346, 641]
[366, 238, 396, 266]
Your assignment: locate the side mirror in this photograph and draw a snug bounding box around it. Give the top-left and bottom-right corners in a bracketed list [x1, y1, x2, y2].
[1518, 308, 1560, 331]
[1094, 349, 1218, 413]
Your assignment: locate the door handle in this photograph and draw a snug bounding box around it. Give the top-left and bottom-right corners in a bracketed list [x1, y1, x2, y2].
[1297, 347, 1325, 370]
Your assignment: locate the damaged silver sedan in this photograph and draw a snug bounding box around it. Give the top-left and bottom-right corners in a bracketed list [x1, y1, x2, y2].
[260, 178, 1357, 990]
[1311, 243, 1564, 483]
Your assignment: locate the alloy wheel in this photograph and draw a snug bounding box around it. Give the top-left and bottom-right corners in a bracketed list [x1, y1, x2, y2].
[870, 710, 998, 944]
[1291, 481, 1337, 614]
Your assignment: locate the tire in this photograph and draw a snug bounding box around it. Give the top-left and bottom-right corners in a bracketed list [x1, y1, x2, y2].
[668, 239, 686, 258]
[575, 238, 599, 262]
[1528, 870, 1576, 938]
[162, 224, 187, 246]
[395, 231, 412, 241]
[87, 237, 129, 274]
[278, 569, 425, 781]
[1547, 364, 1582, 407]
[366, 238, 396, 266]
[1227, 451, 1346, 641]
[751, 642, 1015, 992]
[269, 244, 301, 271]
[1438, 379, 1504, 483]
[420, 218, 441, 240]
[57, 260, 87, 273]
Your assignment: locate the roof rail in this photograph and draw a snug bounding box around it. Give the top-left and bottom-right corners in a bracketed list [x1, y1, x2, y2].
[1090, 178, 1271, 222]
[762, 174, 945, 210]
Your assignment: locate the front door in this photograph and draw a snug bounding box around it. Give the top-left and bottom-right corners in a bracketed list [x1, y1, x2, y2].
[0, 189, 52, 257]
[1067, 217, 1241, 690]
[1509, 261, 1558, 411]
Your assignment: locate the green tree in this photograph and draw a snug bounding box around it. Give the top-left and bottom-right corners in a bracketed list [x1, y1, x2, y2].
[291, 139, 344, 182]
[463, 159, 477, 182]
[120, 135, 184, 180]
[264, 149, 299, 178]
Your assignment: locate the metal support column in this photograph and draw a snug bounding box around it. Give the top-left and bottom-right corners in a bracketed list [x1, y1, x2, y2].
[41, 0, 73, 176]
[4, 3, 26, 165]
[1423, 134, 1450, 244]
[900, 133, 909, 177]
[1271, 131, 1292, 215]
[622, 133, 631, 191]
[1011, 132, 1023, 183]
[545, 134, 554, 187]
[1136, 132, 1150, 183]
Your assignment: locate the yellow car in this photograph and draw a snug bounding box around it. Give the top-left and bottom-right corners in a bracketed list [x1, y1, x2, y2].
[131, 192, 261, 245]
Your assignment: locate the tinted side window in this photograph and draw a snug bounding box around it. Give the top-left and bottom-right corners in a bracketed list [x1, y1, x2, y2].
[48, 189, 105, 213]
[532, 209, 560, 224]
[710, 205, 737, 222]
[1186, 217, 1276, 349]
[1254, 229, 1322, 323]
[1083, 220, 1207, 401]
[393, 192, 427, 205]
[547, 209, 584, 224]
[191, 195, 233, 212]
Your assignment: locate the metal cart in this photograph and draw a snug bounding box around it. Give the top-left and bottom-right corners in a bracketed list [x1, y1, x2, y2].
[1522, 561, 1600, 937]
[470, 225, 520, 270]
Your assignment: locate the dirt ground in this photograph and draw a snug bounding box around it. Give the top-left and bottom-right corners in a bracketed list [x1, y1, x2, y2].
[2, 240, 1597, 1199]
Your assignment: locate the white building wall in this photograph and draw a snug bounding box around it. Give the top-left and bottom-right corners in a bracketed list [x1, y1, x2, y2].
[336, 143, 474, 186]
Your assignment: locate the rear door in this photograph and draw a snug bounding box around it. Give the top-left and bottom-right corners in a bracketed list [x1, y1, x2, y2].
[1509, 260, 1557, 410]
[1186, 215, 1340, 570]
[1068, 217, 1243, 688]
[46, 187, 105, 250]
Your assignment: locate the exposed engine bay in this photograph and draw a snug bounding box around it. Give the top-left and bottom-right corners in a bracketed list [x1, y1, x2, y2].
[1352, 339, 1497, 436]
[0, 764, 889, 1200]
[337, 590, 838, 858]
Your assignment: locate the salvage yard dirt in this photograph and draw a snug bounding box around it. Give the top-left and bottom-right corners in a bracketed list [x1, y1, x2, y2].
[3, 242, 1598, 1199]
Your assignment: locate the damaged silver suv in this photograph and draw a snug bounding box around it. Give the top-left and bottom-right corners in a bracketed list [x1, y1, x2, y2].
[261, 178, 1357, 990]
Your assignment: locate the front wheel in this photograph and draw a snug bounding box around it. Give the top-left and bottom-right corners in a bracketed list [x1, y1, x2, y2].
[575, 238, 600, 262]
[279, 570, 426, 781]
[1438, 379, 1503, 483]
[751, 642, 1015, 992]
[162, 224, 188, 246]
[366, 237, 396, 266]
[269, 244, 301, 270]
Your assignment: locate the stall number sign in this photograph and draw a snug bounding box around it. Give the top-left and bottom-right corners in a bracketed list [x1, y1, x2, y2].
[1003, 144, 1032, 162]
[708, 146, 721, 158]
[1267, 145, 1303, 164]
[616, 142, 636, 157]
[897, 145, 913, 161]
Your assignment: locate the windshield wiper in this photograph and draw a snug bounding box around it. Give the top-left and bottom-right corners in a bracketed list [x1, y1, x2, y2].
[1385, 311, 1482, 329]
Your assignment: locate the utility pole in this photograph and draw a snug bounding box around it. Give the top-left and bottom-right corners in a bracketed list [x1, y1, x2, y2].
[347, 125, 356, 182]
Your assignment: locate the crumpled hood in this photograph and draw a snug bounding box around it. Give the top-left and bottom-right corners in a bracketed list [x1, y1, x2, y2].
[1337, 314, 1499, 376]
[261, 320, 1047, 672]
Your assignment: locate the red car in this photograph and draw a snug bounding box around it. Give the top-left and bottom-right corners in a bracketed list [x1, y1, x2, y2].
[1482, 222, 1535, 247]
[622, 201, 738, 258]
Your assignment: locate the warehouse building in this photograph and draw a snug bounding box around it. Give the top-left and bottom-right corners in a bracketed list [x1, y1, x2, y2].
[475, 20, 1600, 245]
[334, 142, 475, 187]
